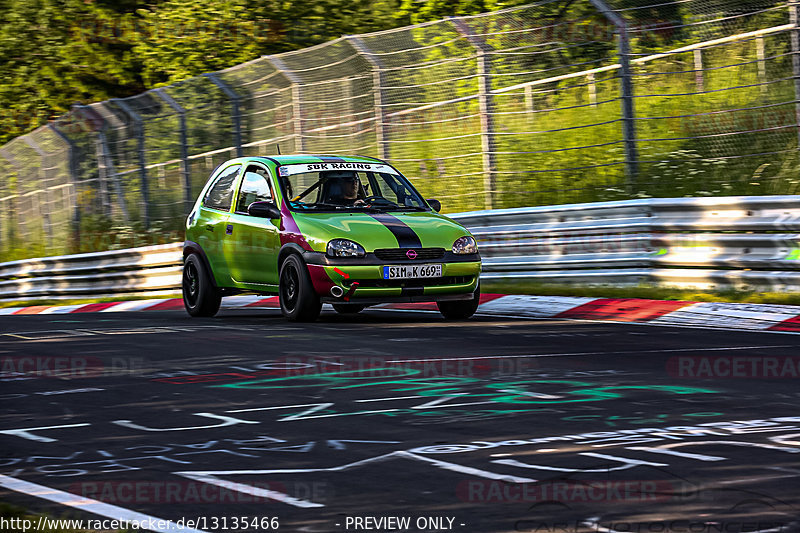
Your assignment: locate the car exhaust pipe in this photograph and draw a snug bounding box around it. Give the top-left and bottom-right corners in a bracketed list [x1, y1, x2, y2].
[330, 285, 344, 298]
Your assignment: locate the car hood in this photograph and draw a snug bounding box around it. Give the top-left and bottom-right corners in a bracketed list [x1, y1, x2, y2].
[290, 210, 472, 252]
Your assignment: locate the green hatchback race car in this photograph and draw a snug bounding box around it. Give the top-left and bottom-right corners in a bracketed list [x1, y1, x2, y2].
[182, 154, 482, 321]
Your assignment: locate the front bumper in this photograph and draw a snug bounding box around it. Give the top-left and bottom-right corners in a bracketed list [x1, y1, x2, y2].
[303, 251, 480, 303]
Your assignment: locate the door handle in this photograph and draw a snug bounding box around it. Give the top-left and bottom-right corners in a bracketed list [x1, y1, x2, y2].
[205, 224, 214, 232]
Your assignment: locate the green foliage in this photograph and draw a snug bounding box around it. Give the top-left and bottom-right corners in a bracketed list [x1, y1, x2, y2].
[1, 0, 798, 264]
[0, 0, 410, 145]
[0, 0, 143, 143]
[133, 0, 278, 87]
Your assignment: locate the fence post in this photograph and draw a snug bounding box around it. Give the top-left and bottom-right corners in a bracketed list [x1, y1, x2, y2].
[111, 98, 149, 229]
[0, 149, 18, 248]
[450, 16, 497, 211]
[153, 88, 193, 214]
[22, 136, 53, 250]
[48, 123, 81, 248]
[348, 36, 390, 161]
[73, 105, 112, 219]
[790, 1, 800, 150]
[589, 0, 639, 192]
[267, 56, 305, 153]
[693, 49, 704, 91]
[203, 73, 243, 157]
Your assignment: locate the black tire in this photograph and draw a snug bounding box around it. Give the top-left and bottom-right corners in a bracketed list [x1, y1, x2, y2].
[279, 254, 322, 321]
[437, 283, 480, 320]
[182, 253, 222, 317]
[332, 304, 366, 314]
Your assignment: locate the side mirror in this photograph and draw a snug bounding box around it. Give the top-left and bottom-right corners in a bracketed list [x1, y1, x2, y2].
[426, 199, 441, 212]
[248, 201, 281, 219]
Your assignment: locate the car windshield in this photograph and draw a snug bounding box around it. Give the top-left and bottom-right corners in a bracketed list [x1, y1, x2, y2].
[277, 162, 428, 212]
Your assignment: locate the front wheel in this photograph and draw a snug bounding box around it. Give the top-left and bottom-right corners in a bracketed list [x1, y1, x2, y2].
[182, 253, 222, 317]
[279, 254, 322, 322]
[437, 283, 480, 320]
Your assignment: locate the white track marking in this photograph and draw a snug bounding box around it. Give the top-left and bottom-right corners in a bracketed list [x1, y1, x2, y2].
[625, 446, 726, 462]
[220, 295, 272, 308]
[178, 473, 323, 509]
[0, 423, 91, 443]
[39, 305, 86, 314]
[477, 295, 597, 316]
[99, 300, 170, 312]
[387, 344, 798, 363]
[0, 474, 207, 532]
[354, 395, 424, 403]
[176, 450, 536, 508]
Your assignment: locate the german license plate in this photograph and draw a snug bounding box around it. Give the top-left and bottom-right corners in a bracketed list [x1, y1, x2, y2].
[383, 264, 443, 279]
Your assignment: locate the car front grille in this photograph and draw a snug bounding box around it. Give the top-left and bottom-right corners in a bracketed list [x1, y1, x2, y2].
[373, 248, 445, 261]
[351, 275, 473, 288]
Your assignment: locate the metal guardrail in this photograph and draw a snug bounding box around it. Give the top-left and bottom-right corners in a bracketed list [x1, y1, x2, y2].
[451, 196, 800, 291]
[0, 243, 182, 302]
[2, 196, 800, 303]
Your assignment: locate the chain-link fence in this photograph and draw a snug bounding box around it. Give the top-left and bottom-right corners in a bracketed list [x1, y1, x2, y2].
[1, 0, 798, 262]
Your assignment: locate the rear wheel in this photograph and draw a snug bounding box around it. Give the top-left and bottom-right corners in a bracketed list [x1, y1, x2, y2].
[437, 282, 480, 320]
[279, 254, 322, 321]
[182, 253, 222, 317]
[332, 304, 366, 314]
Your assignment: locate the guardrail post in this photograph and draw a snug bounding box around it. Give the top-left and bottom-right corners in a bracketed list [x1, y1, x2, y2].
[153, 88, 193, 214]
[790, 1, 800, 150]
[47, 123, 81, 248]
[111, 98, 150, 229]
[348, 36, 390, 160]
[450, 17, 497, 210]
[267, 57, 305, 153]
[22, 136, 54, 250]
[589, 0, 639, 192]
[203, 73, 243, 158]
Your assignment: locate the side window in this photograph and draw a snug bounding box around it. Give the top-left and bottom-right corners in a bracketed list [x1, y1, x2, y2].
[236, 167, 274, 214]
[203, 165, 240, 211]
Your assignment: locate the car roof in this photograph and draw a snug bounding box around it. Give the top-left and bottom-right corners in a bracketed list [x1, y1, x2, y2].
[246, 154, 386, 166]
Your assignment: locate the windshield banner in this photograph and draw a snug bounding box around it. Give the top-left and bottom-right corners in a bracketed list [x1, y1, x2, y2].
[278, 162, 399, 177]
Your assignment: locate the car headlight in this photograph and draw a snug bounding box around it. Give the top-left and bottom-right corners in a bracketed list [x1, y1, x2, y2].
[452, 236, 478, 255]
[327, 239, 366, 258]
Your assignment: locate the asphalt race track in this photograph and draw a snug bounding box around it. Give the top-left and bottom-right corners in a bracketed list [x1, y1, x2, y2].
[1, 306, 800, 533]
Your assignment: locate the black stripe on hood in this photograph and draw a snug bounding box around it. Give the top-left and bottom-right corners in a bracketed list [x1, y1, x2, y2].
[369, 213, 422, 248]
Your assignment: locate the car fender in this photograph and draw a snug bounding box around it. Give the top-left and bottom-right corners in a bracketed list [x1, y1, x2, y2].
[182, 241, 218, 289]
[277, 243, 335, 296]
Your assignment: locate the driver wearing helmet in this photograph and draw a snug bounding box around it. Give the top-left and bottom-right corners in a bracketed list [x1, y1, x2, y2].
[324, 171, 366, 206]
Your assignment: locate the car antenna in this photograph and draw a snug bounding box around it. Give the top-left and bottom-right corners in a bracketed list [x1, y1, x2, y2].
[276, 144, 281, 155]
